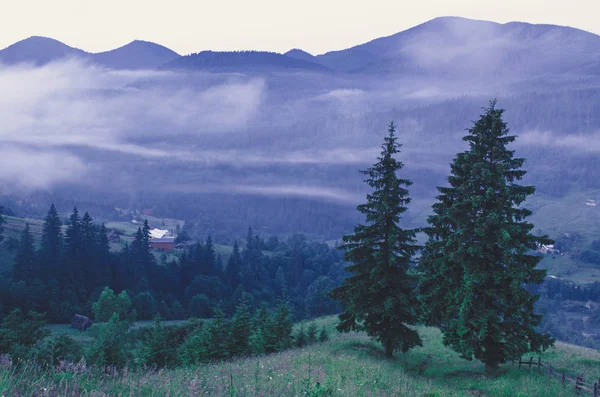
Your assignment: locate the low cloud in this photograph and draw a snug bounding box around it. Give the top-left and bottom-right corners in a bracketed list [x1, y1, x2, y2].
[166, 183, 363, 204]
[0, 59, 265, 187]
[0, 145, 86, 189]
[517, 130, 600, 153]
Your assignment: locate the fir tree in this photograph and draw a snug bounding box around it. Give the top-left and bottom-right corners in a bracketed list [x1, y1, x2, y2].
[40, 204, 63, 282]
[13, 223, 36, 282]
[97, 223, 111, 287]
[209, 303, 231, 359]
[80, 212, 96, 289]
[229, 293, 252, 356]
[203, 235, 216, 275]
[307, 322, 318, 344]
[64, 207, 84, 296]
[318, 325, 329, 343]
[139, 315, 175, 368]
[249, 305, 272, 354]
[418, 101, 554, 374]
[330, 122, 421, 358]
[295, 323, 307, 347]
[271, 294, 293, 351]
[226, 241, 242, 290]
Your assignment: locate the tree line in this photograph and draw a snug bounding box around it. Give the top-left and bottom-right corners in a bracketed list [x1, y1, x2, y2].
[0, 208, 345, 324]
[0, 288, 329, 369]
[331, 101, 555, 375]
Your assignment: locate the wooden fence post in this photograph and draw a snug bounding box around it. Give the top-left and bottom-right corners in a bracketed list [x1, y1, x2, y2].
[538, 357, 542, 372]
[529, 356, 533, 369]
[518, 357, 522, 369]
[593, 382, 597, 397]
[576, 373, 582, 393]
[547, 366, 551, 379]
[562, 372, 565, 384]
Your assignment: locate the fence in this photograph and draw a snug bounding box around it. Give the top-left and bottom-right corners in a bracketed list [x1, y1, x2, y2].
[515, 356, 600, 396]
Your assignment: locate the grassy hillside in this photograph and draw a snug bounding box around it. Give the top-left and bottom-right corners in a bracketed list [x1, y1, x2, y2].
[3, 317, 599, 396]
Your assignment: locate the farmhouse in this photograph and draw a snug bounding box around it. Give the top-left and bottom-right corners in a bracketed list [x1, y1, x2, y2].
[150, 237, 175, 252]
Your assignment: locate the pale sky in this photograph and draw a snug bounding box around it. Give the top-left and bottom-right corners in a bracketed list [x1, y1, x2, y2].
[0, 0, 598, 55]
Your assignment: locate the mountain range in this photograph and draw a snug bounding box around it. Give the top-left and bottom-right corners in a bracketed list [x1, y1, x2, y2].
[3, 16, 600, 77]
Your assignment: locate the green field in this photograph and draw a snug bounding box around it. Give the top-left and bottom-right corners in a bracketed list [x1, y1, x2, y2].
[3, 316, 600, 396]
[527, 190, 600, 242]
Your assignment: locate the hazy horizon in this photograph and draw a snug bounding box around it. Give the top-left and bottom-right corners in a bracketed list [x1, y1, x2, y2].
[1, 0, 600, 55]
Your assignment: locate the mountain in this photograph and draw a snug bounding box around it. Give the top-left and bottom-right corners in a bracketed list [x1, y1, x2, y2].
[160, 50, 332, 73]
[284, 48, 320, 64]
[0, 36, 89, 66]
[0, 37, 179, 70]
[93, 40, 180, 70]
[316, 17, 600, 79]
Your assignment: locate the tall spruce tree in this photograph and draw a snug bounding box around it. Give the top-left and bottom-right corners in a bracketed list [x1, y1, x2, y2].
[40, 204, 63, 282]
[64, 207, 84, 295]
[14, 223, 36, 282]
[330, 122, 421, 358]
[226, 241, 242, 290]
[202, 235, 216, 275]
[418, 101, 554, 374]
[229, 293, 252, 356]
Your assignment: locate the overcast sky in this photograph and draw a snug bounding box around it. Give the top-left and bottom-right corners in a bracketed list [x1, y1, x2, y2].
[1, 0, 598, 55]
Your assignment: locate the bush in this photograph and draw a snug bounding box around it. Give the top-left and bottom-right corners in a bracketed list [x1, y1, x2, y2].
[188, 294, 211, 318]
[0, 309, 50, 361]
[31, 334, 84, 366]
[87, 313, 131, 367]
[92, 287, 136, 323]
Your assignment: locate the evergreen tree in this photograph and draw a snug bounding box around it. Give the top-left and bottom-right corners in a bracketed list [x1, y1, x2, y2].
[97, 223, 111, 287]
[250, 305, 276, 354]
[295, 323, 307, 347]
[271, 294, 293, 351]
[418, 101, 554, 374]
[226, 241, 242, 290]
[40, 204, 63, 281]
[318, 325, 329, 343]
[202, 235, 216, 275]
[64, 207, 82, 264]
[192, 241, 204, 275]
[208, 303, 230, 359]
[13, 224, 37, 283]
[275, 266, 285, 294]
[330, 122, 421, 358]
[139, 315, 176, 368]
[80, 212, 96, 290]
[64, 207, 84, 297]
[229, 293, 252, 356]
[307, 322, 318, 344]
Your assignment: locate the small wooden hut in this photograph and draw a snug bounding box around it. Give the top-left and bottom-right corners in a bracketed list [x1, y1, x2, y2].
[71, 314, 93, 331]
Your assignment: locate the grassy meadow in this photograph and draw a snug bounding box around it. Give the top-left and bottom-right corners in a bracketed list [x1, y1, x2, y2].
[2, 316, 599, 396]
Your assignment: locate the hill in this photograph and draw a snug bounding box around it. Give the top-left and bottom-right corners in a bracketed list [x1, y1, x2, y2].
[93, 40, 180, 70]
[5, 317, 600, 396]
[284, 48, 320, 64]
[316, 16, 600, 78]
[0, 37, 180, 70]
[160, 50, 332, 73]
[0, 36, 89, 66]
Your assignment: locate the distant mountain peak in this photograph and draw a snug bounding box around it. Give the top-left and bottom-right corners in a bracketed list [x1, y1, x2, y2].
[0, 36, 88, 66]
[285, 48, 314, 56]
